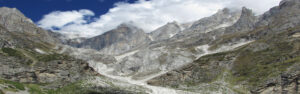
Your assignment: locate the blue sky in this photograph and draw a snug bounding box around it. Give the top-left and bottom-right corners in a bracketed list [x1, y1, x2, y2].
[0, 0, 281, 38]
[0, 0, 137, 22]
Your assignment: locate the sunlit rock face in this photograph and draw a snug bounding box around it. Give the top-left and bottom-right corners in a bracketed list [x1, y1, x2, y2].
[149, 21, 182, 41]
[0, 7, 57, 44]
[77, 23, 151, 55]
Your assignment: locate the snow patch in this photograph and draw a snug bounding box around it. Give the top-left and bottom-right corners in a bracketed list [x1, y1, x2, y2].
[169, 33, 177, 38]
[148, 35, 154, 41]
[35, 48, 46, 54]
[204, 22, 235, 33]
[195, 40, 254, 59]
[115, 50, 139, 61]
[88, 60, 185, 94]
[292, 33, 300, 38]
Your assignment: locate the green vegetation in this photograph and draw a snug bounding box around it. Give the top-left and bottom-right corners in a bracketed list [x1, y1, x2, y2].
[0, 89, 4, 94]
[0, 48, 34, 65]
[175, 29, 300, 92]
[46, 82, 86, 94]
[0, 79, 25, 91]
[36, 53, 71, 62]
[46, 81, 125, 94]
[1, 48, 25, 59]
[27, 84, 44, 94]
[1, 47, 74, 65]
[0, 79, 116, 94]
[230, 39, 299, 87]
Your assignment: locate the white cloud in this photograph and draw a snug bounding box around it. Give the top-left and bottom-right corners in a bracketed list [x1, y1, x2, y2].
[37, 9, 94, 30]
[37, 0, 281, 39]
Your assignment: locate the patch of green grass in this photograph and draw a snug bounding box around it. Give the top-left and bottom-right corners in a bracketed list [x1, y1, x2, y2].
[46, 81, 100, 94]
[37, 53, 71, 62]
[230, 39, 300, 87]
[0, 48, 34, 65]
[0, 89, 4, 94]
[0, 79, 25, 91]
[1, 48, 25, 59]
[27, 84, 45, 94]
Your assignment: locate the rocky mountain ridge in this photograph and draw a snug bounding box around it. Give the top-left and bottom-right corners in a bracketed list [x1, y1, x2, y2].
[146, 0, 300, 93]
[1, 0, 300, 94]
[0, 7, 140, 94]
[77, 23, 151, 55]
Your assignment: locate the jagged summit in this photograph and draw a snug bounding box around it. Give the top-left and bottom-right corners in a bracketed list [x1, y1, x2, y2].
[118, 22, 138, 28]
[149, 21, 181, 41]
[224, 7, 258, 33]
[0, 7, 30, 20]
[279, 0, 300, 7]
[256, 0, 300, 32]
[77, 22, 150, 55]
[241, 7, 254, 16]
[0, 7, 57, 44]
[0, 7, 34, 26]
[0, 7, 34, 31]
[215, 8, 232, 15]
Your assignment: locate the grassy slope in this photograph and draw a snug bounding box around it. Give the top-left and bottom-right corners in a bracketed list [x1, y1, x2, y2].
[195, 30, 300, 91]
[148, 26, 300, 93]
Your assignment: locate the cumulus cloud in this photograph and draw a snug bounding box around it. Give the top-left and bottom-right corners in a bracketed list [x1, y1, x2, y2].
[37, 0, 281, 38]
[38, 9, 94, 30]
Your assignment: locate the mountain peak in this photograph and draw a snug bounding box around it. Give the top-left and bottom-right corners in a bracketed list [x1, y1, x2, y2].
[224, 7, 258, 33]
[150, 21, 181, 41]
[215, 8, 235, 15]
[241, 7, 255, 18]
[0, 7, 21, 14]
[118, 22, 135, 28]
[0, 7, 33, 23]
[279, 0, 300, 7]
[221, 8, 230, 14]
[78, 22, 150, 55]
[167, 21, 179, 25]
[115, 22, 144, 34]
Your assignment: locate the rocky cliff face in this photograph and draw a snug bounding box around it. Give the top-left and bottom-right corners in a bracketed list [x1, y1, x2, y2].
[78, 23, 151, 55]
[147, 0, 300, 94]
[102, 7, 251, 81]
[0, 7, 57, 44]
[224, 7, 258, 33]
[0, 6, 97, 87]
[0, 7, 139, 94]
[149, 21, 182, 41]
[175, 8, 241, 38]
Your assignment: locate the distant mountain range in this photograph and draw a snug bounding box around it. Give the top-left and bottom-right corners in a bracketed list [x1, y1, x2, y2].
[0, 0, 300, 94]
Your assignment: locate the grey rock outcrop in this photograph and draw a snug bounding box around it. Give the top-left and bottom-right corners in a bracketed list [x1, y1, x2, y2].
[108, 7, 259, 79]
[78, 23, 151, 55]
[149, 21, 181, 41]
[147, 0, 300, 94]
[0, 7, 57, 44]
[176, 8, 241, 37]
[256, 0, 300, 32]
[224, 7, 258, 33]
[0, 7, 100, 90]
